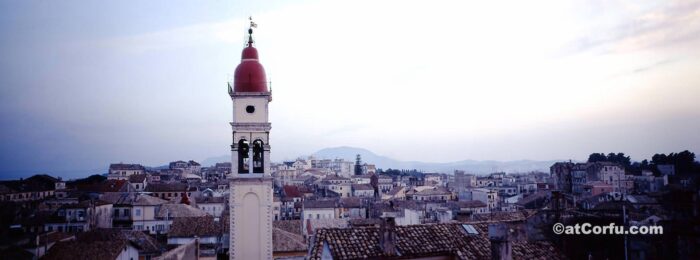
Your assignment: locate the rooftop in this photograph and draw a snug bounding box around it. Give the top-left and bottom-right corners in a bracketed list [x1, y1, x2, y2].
[157, 203, 207, 218]
[169, 216, 220, 237]
[109, 163, 145, 171]
[273, 220, 306, 253]
[145, 183, 188, 192]
[128, 174, 147, 183]
[308, 222, 565, 260]
[304, 199, 338, 209]
[352, 184, 374, 191]
[43, 229, 158, 260]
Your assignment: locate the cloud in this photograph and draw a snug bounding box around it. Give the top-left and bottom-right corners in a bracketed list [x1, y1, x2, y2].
[563, 0, 700, 55]
[604, 57, 682, 79]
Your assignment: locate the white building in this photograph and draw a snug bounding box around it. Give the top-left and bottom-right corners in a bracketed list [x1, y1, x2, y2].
[169, 160, 202, 176]
[302, 200, 338, 235]
[390, 209, 421, 226]
[424, 174, 443, 186]
[107, 163, 145, 180]
[45, 200, 113, 233]
[131, 195, 168, 234]
[351, 174, 372, 184]
[470, 188, 498, 210]
[128, 174, 148, 192]
[323, 176, 352, 198]
[352, 184, 375, 198]
[377, 175, 394, 192]
[195, 196, 225, 217]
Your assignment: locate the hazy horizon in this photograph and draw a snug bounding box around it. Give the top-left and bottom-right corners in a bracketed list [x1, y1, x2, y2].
[0, 145, 694, 181]
[2, 0, 699, 179]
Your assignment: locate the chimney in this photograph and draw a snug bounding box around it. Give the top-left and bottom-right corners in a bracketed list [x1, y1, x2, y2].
[489, 223, 512, 260]
[379, 213, 398, 256]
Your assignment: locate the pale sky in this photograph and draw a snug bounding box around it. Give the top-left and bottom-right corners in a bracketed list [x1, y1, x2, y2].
[1, 0, 699, 178]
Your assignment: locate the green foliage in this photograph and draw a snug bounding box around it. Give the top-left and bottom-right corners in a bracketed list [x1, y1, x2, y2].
[651, 150, 697, 174]
[66, 174, 106, 188]
[587, 152, 631, 167]
[377, 168, 423, 177]
[587, 151, 700, 175]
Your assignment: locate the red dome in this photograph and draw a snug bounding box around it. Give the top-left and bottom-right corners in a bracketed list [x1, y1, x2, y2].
[234, 46, 268, 92]
[241, 46, 259, 59]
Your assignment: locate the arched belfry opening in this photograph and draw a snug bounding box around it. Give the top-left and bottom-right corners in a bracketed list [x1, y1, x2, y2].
[252, 139, 264, 173]
[238, 139, 250, 174]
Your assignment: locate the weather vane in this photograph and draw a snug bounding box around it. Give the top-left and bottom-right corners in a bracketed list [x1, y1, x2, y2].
[249, 16, 258, 29]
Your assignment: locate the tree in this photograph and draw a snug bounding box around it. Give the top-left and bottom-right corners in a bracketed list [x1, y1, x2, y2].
[587, 153, 607, 163]
[354, 154, 363, 175]
[587, 152, 631, 167]
[651, 150, 698, 174]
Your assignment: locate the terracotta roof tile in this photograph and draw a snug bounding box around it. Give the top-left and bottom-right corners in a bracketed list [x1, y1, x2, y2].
[283, 185, 303, 198]
[273, 220, 306, 252]
[43, 229, 142, 260]
[156, 203, 207, 218]
[145, 183, 188, 192]
[128, 174, 147, 183]
[304, 199, 338, 209]
[309, 222, 565, 260]
[169, 216, 220, 237]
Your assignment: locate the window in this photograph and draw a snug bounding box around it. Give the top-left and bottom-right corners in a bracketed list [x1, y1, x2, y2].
[135, 209, 141, 216]
[238, 139, 250, 173]
[252, 140, 265, 173]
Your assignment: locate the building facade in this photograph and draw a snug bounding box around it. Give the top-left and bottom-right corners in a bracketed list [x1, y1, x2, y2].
[228, 21, 274, 260]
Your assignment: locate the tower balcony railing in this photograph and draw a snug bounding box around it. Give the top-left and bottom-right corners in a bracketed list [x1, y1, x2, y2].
[227, 81, 272, 98]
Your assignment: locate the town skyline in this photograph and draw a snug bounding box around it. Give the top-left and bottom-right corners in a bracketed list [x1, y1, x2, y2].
[1, 1, 699, 259]
[2, 0, 700, 178]
[1, 145, 695, 180]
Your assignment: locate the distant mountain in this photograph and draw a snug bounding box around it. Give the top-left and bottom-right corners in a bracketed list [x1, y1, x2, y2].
[311, 146, 558, 174]
[312, 146, 404, 168]
[201, 155, 230, 167]
[200, 146, 559, 174]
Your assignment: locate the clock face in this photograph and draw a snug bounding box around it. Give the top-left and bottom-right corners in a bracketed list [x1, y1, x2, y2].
[246, 105, 255, 113]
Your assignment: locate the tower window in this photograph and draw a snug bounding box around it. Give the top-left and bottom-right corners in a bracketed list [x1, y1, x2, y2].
[246, 105, 255, 113]
[253, 139, 264, 173]
[238, 139, 250, 173]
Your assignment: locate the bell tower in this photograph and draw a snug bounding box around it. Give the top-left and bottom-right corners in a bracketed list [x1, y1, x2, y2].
[228, 18, 273, 260]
